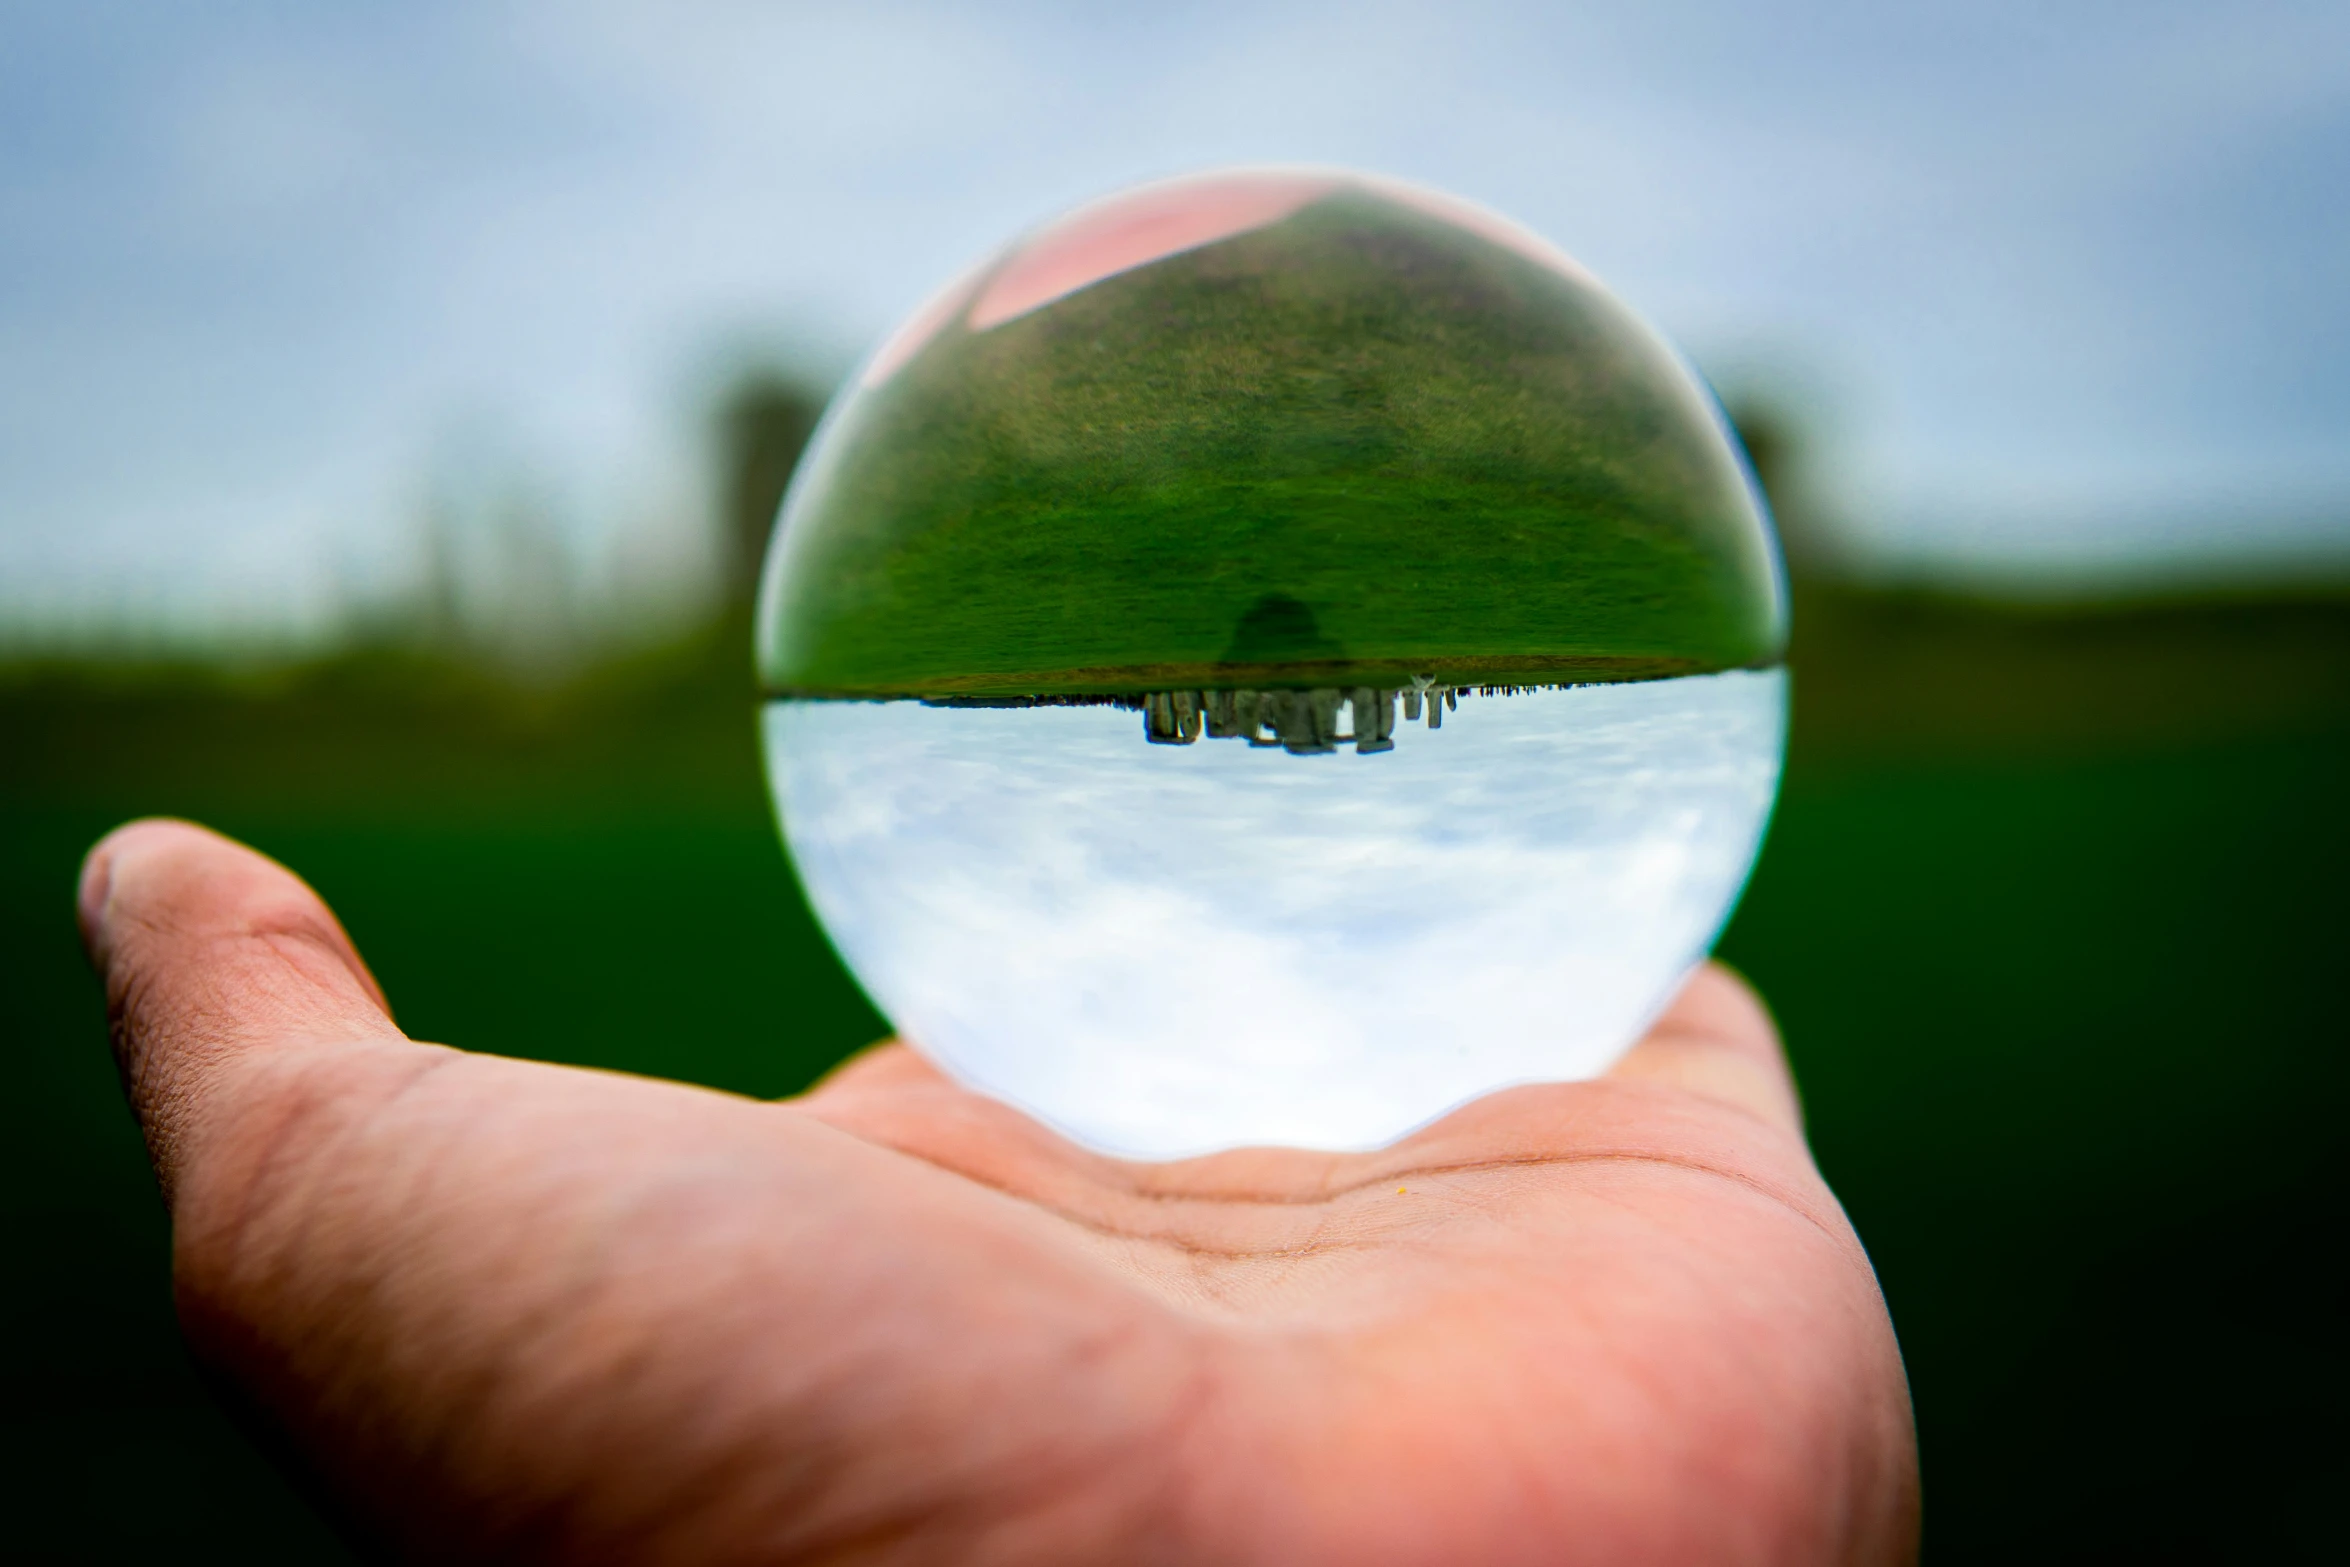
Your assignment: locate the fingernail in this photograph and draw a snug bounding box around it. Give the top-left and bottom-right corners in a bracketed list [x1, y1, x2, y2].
[76, 832, 122, 956]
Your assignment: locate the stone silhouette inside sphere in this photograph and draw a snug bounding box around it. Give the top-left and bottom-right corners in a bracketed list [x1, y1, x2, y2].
[758, 168, 1787, 1158]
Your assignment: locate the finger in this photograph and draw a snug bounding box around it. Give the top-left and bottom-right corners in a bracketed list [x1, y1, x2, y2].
[801, 1037, 941, 1097]
[800, 970, 1807, 1179]
[78, 819, 410, 1200]
[794, 1039, 1130, 1191]
[1606, 962, 1804, 1134]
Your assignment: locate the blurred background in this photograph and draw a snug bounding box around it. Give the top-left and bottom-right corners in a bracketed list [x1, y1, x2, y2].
[4, 2, 2346, 1559]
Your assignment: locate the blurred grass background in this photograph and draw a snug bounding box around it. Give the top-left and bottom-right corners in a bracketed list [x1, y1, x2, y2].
[4, 389, 2346, 1562]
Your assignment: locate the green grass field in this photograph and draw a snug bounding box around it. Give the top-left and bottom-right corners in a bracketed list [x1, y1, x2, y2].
[761, 189, 1784, 696]
[5, 587, 2346, 1561]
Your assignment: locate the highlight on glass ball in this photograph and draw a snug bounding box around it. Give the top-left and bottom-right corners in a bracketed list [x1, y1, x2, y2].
[758, 167, 1788, 1159]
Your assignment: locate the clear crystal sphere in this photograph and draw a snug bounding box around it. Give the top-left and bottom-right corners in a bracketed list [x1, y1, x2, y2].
[758, 168, 1787, 1158]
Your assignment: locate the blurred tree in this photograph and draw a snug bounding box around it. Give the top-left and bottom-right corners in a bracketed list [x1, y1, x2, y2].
[1726, 399, 1831, 579]
[408, 464, 587, 676]
[716, 374, 826, 607]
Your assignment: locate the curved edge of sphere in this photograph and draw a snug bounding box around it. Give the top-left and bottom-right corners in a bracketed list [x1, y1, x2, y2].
[758, 168, 1788, 699]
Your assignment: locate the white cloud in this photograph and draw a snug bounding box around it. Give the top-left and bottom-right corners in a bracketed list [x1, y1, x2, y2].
[2, 0, 2346, 636]
[768, 672, 1786, 1157]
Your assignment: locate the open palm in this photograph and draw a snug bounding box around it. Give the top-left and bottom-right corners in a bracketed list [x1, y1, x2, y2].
[81, 820, 1916, 1565]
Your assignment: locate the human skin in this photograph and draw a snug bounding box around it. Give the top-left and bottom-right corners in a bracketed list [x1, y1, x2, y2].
[79, 819, 1918, 1565]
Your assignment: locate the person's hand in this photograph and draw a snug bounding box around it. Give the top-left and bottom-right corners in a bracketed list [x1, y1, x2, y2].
[79, 819, 1917, 1565]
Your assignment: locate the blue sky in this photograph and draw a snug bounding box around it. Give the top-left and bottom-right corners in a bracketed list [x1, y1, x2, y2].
[4, 0, 2347, 637]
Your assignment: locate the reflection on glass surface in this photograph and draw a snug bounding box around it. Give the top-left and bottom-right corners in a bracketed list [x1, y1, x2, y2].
[755, 167, 1790, 1155]
[757, 168, 1784, 702]
[768, 671, 1784, 1158]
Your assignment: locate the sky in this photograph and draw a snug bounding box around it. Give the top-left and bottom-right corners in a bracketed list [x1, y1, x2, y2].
[771, 672, 1782, 1154]
[4, 0, 2347, 640]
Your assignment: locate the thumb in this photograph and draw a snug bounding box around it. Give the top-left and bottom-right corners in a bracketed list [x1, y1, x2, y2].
[79, 819, 408, 1204]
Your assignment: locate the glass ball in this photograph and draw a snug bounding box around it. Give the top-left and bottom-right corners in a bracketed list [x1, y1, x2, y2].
[759, 168, 1786, 1158]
